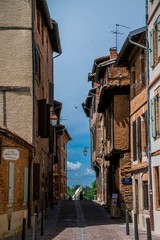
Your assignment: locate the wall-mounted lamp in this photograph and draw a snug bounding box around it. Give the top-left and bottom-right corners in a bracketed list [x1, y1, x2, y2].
[83, 147, 90, 156]
[50, 113, 58, 120]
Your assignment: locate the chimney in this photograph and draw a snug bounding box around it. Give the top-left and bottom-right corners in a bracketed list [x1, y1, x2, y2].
[110, 47, 118, 60]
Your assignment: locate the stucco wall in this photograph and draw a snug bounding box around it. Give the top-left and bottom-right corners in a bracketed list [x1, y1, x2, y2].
[0, 0, 33, 143]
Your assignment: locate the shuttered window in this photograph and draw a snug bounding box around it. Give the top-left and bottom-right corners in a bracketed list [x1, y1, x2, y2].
[38, 99, 50, 138]
[106, 107, 111, 139]
[143, 181, 149, 210]
[8, 162, 14, 204]
[144, 111, 148, 154]
[24, 167, 29, 203]
[158, 93, 160, 136]
[151, 97, 156, 138]
[133, 120, 137, 161]
[49, 82, 54, 104]
[33, 163, 40, 200]
[49, 125, 54, 153]
[137, 117, 142, 159]
[157, 16, 160, 58]
[150, 29, 154, 67]
[154, 166, 160, 208]
[34, 48, 41, 84]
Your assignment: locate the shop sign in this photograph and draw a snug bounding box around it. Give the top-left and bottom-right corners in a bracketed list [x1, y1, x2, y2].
[2, 148, 20, 160]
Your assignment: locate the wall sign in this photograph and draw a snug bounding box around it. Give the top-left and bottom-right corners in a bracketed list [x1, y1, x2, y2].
[2, 148, 20, 160]
[122, 177, 132, 185]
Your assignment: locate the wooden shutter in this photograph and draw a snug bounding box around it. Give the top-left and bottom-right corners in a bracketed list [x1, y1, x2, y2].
[137, 117, 142, 159]
[157, 16, 160, 58]
[133, 120, 137, 161]
[158, 93, 160, 136]
[33, 163, 40, 200]
[49, 82, 54, 104]
[38, 99, 50, 138]
[150, 29, 154, 67]
[24, 167, 29, 203]
[8, 162, 14, 203]
[151, 97, 156, 138]
[46, 104, 50, 138]
[144, 111, 148, 153]
[49, 125, 54, 153]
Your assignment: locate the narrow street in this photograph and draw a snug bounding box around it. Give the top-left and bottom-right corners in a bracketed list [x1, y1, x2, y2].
[7, 200, 160, 240]
[46, 200, 123, 240]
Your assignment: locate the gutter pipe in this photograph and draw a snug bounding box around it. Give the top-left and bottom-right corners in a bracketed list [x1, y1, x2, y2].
[145, 0, 154, 231]
[128, 36, 146, 49]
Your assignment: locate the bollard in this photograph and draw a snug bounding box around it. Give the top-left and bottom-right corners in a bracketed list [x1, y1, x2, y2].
[134, 213, 139, 240]
[125, 209, 130, 235]
[41, 210, 44, 236]
[33, 213, 37, 240]
[146, 217, 152, 240]
[22, 218, 26, 240]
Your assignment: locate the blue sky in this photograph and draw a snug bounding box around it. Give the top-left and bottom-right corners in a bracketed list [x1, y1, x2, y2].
[47, 0, 145, 188]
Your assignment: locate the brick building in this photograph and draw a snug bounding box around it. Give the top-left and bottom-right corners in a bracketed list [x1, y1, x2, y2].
[53, 125, 71, 200]
[0, 0, 61, 237]
[148, 0, 160, 233]
[0, 128, 33, 238]
[83, 48, 133, 214]
[115, 27, 148, 226]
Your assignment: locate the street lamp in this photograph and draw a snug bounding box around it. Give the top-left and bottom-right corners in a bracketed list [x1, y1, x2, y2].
[83, 147, 90, 156]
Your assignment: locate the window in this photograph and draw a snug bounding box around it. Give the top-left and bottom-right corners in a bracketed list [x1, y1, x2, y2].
[33, 163, 40, 200]
[133, 120, 137, 161]
[142, 112, 148, 155]
[149, 16, 160, 68]
[63, 158, 66, 172]
[142, 181, 149, 210]
[137, 117, 142, 160]
[37, 10, 41, 33]
[150, 29, 154, 67]
[34, 48, 41, 85]
[38, 99, 50, 138]
[24, 167, 29, 203]
[157, 16, 160, 58]
[140, 50, 146, 87]
[154, 166, 160, 208]
[132, 115, 146, 161]
[91, 125, 96, 152]
[106, 107, 111, 139]
[92, 97, 96, 114]
[8, 162, 14, 204]
[151, 92, 160, 139]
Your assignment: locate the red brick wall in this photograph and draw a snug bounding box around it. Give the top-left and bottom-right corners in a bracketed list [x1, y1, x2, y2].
[114, 95, 130, 150]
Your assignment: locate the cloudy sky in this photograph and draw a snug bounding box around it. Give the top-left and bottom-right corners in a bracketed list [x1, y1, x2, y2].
[47, 0, 146, 187]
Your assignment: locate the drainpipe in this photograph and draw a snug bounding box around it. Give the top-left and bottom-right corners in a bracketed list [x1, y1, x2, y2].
[145, 0, 154, 231]
[32, 0, 36, 153]
[101, 116, 105, 203]
[27, 0, 35, 229]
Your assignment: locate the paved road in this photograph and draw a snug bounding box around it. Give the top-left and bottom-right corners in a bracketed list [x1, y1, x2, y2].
[42, 200, 123, 240]
[6, 200, 160, 240]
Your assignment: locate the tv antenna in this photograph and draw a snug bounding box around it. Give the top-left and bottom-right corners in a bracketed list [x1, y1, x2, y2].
[111, 24, 130, 51]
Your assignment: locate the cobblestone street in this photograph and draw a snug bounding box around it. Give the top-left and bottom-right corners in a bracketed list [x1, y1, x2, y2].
[6, 200, 160, 240]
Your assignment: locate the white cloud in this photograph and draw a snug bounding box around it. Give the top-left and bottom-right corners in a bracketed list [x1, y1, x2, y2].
[67, 161, 82, 171]
[73, 168, 95, 177]
[83, 168, 95, 176]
